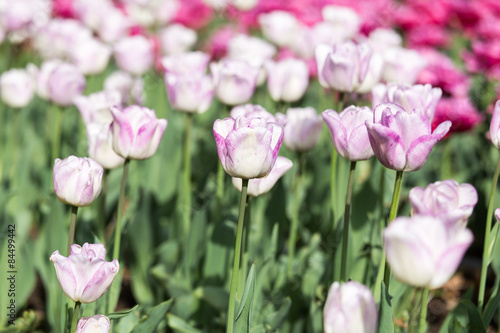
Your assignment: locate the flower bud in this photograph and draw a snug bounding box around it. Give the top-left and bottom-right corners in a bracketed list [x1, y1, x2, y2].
[282, 107, 322, 152]
[210, 59, 259, 106]
[76, 315, 110, 333]
[0, 68, 35, 108]
[114, 35, 154, 76]
[48, 62, 86, 106]
[265, 58, 309, 103]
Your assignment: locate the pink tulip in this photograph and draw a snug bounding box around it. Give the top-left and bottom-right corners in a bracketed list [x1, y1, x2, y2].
[47, 62, 86, 106]
[75, 90, 121, 125]
[70, 38, 112, 75]
[213, 116, 283, 179]
[164, 73, 213, 114]
[265, 58, 309, 103]
[490, 100, 500, 149]
[323, 281, 377, 333]
[0, 68, 35, 108]
[409, 180, 478, 228]
[232, 156, 293, 196]
[50, 243, 119, 303]
[110, 105, 167, 160]
[114, 35, 154, 76]
[384, 216, 473, 289]
[76, 315, 110, 333]
[103, 71, 145, 106]
[210, 59, 259, 106]
[323, 106, 374, 161]
[366, 103, 451, 172]
[433, 97, 482, 134]
[282, 107, 322, 152]
[86, 123, 126, 170]
[53, 156, 103, 207]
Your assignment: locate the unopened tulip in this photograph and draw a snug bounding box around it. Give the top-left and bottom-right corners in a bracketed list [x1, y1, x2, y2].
[110, 105, 167, 160]
[114, 35, 154, 76]
[321, 5, 361, 40]
[0, 68, 35, 108]
[159, 23, 197, 56]
[366, 103, 450, 172]
[323, 106, 374, 161]
[86, 123, 125, 170]
[489, 100, 500, 149]
[33, 59, 62, 100]
[47, 62, 86, 106]
[213, 116, 283, 179]
[409, 180, 478, 227]
[76, 315, 110, 333]
[258, 11, 301, 48]
[266, 58, 309, 103]
[282, 107, 322, 152]
[227, 34, 276, 75]
[230, 104, 276, 123]
[162, 51, 211, 76]
[53, 156, 103, 207]
[164, 73, 213, 113]
[50, 243, 119, 303]
[372, 83, 442, 121]
[232, 156, 293, 196]
[381, 47, 427, 84]
[74, 90, 121, 125]
[323, 281, 377, 333]
[103, 71, 144, 106]
[70, 37, 112, 75]
[384, 216, 473, 289]
[210, 59, 259, 106]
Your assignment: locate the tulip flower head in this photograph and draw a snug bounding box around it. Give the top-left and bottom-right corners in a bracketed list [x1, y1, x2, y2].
[47, 62, 86, 106]
[232, 156, 293, 196]
[86, 123, 126, 170]
[76, 315, 111, 333]
[50, 243, 119, 303]
[323, 106, 374, 161]
[383, 216, 473, 289]
[164, 73, 213, 114]
[490, 100, 500, 149]
[409, 180, 478, 228]
[210, 59, 259, 106]
[230, 104, 276, 123]
[282, 107, 323, 152]
[265, 58, 309, 103]
[366, 103, 451, 172]
[53, 156, 103, 207]
[213, 116, 284, 179]
[110, 105, 168, 160]
[0, 68, 35, 108]
[114, 35, 154, 76]
[323, 281, 377, 333]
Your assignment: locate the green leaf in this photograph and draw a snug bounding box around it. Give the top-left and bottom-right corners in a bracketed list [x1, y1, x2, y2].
[460, 299, 486, 333]
[489, 223, 500, 274]
[167, 313, 202, 333]
[234, 263, 256, 333]
[131, 299, 173, 333]
[377, 282, 394, 333]
[193, 286, 229, 311]
[481, 277, 500, 328]
[107, 304, 139, 320]
[266, 297, 291, 329]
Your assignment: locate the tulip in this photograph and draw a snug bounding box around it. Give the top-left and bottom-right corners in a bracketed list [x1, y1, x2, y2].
[47, 62, 86, 106]
[32, 59, 62, 100]
[383, 215, 473, 289]
[315, 41, 372, 93]
[381, 47, 427, 84]
[496, 208, 500, 224]
[114, 35, 154, 76]
[74, 90, 121, 125]
[230, 104, 276, 123]
[232, 156, 293, 196]
[103, 71, 144, 106]
[282, 107, 322, 152]
[164, 73, 213, 114]
[50, 243, 119, 303]
[53, 156, 103, 207]
[232, 0, 258, 11]
[409, 180, 478, 228]
[0, 68, 35, 108]
[159, 23, 197, 56]
[372, 83, 442, 121]
[76, 315, 110, 333]
[258, 11, 301, 48]
[110, 105, 167, 160]
[490, 100, 500, 149]
[323, 106, 374, 161]
[321, 5, 361, 40]
[265, 58, 309, 103]
[367, 28, 402, 53]
[70, 37, 112, 75]
[213, 116, 283, 179]
[162, 51, 210, 76]
[323, 281, 377, 333]
[86, 123, 126, 170]
[210, 59, 259, 106]
[96, 7, 131, 43]
[365, 103, 451, 172]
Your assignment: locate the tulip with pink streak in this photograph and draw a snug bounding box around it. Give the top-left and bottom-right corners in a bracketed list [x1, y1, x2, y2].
[323, 106, 374, 161]
[383, 215, 473, 289]
[86, 123, 126, 170]
[70, 37, 112, 75]
[159, 23, 197, 56]
[232, 156, 293, 196]
[265, 58, 309, 103]
[372, 83, 442, 121]
[258, 11, 301, 48]
[210, 59, 259, 106]
[282, 107, 322, 153]
[114, 35, 154, 76]
[50, 243, 119, 303]
[76, 315, 110, 333]
[53, 156, 103, 207]
[164, 73, 213, 114]
[75, 90, 121, 125]
[47, 62, 86, 106]
[366, 103, 451, 172]
[0, 68, 35, 108]
[323, 281, 377, 333]
[110, 105, 167, 160]
[213, 116, 283, 179]
[409, 180, 478, 228]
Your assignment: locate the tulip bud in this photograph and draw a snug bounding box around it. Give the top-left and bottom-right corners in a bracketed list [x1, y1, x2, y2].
[103, 71, 145, 106]
[159, 23, 197, 56]
[162, 51, 210, 76]
[53, 156, 103, 207]
[47, 62, 86, 106]
[210, 59, 259, 106]
[265, 58, 309, 103]
[164, 73, 213, 114]
[381, 47, 427, 84]
[110, 105, 168, 160]
[114, 35, 154, 76]
[323, 281, 377, 333]
[50, 243, 119, 303]
[70, 37, 112, 76]
[282, 107, 322, 152]
[230, 104, 276, 123]
[76, 315, 111, 333]
[258, 11, 301, 48]
[0, 68, 35, 108]
[213, 116, 283, 179]
[86, 123, 126, 170]
[74, 90, 121, 125]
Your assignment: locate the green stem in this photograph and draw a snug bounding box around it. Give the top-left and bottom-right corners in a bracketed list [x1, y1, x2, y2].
[238, 196, 251, 298]
[419, 288, 429, 333]
[112, 159, 130, 261]
[330, 148, 338, 229]
[287, 152, 304, 277]
[67, 206, 79, 255]
[183, 113, 193, 240]
[340, 161, 356, 282]
[98, 169, 109, 243]
[478, 155, 500, 311]
[227, 178, 249, 333]
[52, 105, 63, 162]
[70, 301, 81, 333]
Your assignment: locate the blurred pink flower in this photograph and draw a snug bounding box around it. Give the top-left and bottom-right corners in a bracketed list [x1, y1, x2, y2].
[381, 47, 427, 85]
[230, 104, 276, 122]
[210, 59, 259, 106]
[164, 73, 214, 114]
[489, 100, 500, 148]
[282, 107, 322, 152]
[162, 51, 210, 76]
[47, 62, 86, 106]
[173, 0, 213, 30]
[86, 123, 126, 170]
[265, 58, 309, 103]
[432, 97, 483, 134]
[159, 24, 197, 56]
[52, 0, 75, 18]
[204, 26, 238, 60]
[75, 90, 121, 125]
[0, 68, 35, 108]
[407, 25, 450, 48]
[114, 35, 154, 76]
[76, 315, 110, 333]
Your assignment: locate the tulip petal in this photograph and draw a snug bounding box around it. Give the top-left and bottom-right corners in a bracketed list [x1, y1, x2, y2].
[406, 120, 450, 171]
[366, 122, 406, 170]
